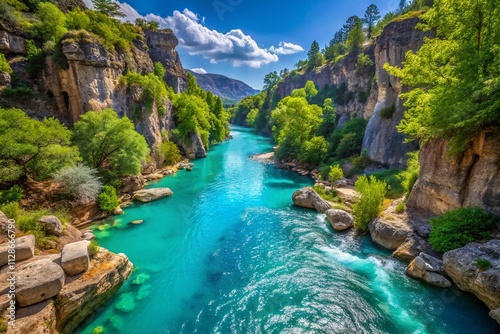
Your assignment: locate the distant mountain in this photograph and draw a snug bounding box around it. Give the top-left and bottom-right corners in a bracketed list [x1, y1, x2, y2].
[186, 70, 260, 105]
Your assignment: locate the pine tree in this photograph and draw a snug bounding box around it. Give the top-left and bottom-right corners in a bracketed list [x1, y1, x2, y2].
[363, 4, 381, 39]
[91, 0, 125, 17]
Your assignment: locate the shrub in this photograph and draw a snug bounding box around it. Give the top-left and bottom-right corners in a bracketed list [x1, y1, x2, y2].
[97, 185, 119, 212]
[429, 207, 498, 253]
[17, 209, 57, 249]
[25, 40, 45, 77]
[1, 86, 34, 101]
[474, 259, 492, 271]
[88, 239, 100, 257]
[161, 141, 182, 166]
[0, 185, 23, 205]
[0, 54, 12, 74]
[328, 165, 344, 184]
[0, 201, 20, 221]
[398, 151, 420, 198]
[370, 169, 404, 199]
[353, 175, 387, 232]
[395, 202, 406, 213]
[54, 164, 102, 204]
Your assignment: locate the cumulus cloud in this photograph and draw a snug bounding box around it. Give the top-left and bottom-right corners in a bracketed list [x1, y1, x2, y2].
[190, 68, 208, 74]
[268, 42, 304, 55]
[117, 4, 302, 68]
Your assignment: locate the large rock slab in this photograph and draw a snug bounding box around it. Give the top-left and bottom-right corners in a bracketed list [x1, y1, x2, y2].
[133, 188, 173, 202]
[292, 187, 331, 213]
[443, 239, 500, 310]
[39, 215, 63, 236]
[0, 235, 35, 267]
[61, 240, 90, 276]
[55, 249, 133, 333]
[368, 218, 411, 250]
[16, 259, 65, 307]
[325, 209, 354, 231]
[406, 254, 451, 288]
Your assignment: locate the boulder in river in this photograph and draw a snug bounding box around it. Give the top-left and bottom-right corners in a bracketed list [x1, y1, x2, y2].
[17, 259, 65, 307]
[325, 209, 354, 231]
[406, 253, 451, 288]
[443, 239, 500, 310]
[392, 234, 435, 262]
[133, 188, 173, 202]
[292, 187, 331, 213]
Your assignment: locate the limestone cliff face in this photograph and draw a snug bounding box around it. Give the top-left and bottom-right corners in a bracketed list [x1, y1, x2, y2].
[362, 17, 433, 168]
[275, 46, 377, 120]
[408, 127, 500, 216]
[145, 29, 187, 93]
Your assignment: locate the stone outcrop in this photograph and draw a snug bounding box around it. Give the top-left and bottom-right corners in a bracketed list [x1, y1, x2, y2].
[16, 259, 65, 307]
[55, 249, 133, 334]
[0, 235, 35, 266]
[178, 131, 208, 159]
[292, 187, 331, 213]
[392, 234, 435, 262]
[61, 240, 90, 276]
[362, 17, 433, 168]
[406, 253, 452, 288]
[39, 215, 64, 236]
[145, 29, 187, 93]
[325, 209, 354, 231]
[443, 240, 500, 310]
[0, 27, 25, 54]
[408, 127, 500, 216]
[369, 217, 411, 250]
[121, 175, 146, 193]
[133, 187, 173, 202]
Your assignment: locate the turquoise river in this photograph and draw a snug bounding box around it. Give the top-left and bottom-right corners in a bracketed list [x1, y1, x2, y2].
[77, 126, 498, 334]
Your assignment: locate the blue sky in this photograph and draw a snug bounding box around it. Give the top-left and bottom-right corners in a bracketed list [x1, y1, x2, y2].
[85, 0, 399, 89]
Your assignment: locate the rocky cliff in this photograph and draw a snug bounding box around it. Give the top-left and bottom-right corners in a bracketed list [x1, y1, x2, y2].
[408, 127, 500, 216]
[362, 17, 433, 168]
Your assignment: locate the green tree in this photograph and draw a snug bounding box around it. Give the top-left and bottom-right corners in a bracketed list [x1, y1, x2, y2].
[54, 164, 102, 204]
[72, 109, 150, 177]
[363, 4, 381, 39]
[174, 93, 211, 148]
[300, 136, 328, 165]
[0, 108, 79, 182]
[328, 165, 344, 184]
[97, 185, 119, 212]
[307, 40, 320, 67]
[263, 71, 279, 90]
[346, 17, 364, 53]
[385, 0, 500, 154]
[353, 175, 387, 232]
[35, 2, 67, 42]
[91, 0, 125, 17]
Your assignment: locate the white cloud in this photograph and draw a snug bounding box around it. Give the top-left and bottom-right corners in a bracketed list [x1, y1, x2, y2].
[268, 42, 304, 55]
[117, 4, 284, 68]
[190, 68, 207, 74]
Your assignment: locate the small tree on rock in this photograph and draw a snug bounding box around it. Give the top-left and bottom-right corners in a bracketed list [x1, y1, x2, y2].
[91, 0, 125, 17]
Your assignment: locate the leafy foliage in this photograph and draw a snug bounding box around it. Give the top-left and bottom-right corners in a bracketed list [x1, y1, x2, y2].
[429, 207, 498, 253]
[385, 0, 500, 154]
[25, 39, 44, 77]
[122, 71, 172, 115]
[0, 54, 12, 74]
[353, 175, 387, 232]
[474, 259, 492, 271]
[155, 141, 182, 166]
[328, 165, 344, 183]
[364, 4, 381, 39]
[91, 0, 125, 17]
[54, 164, 102, 204]
[72, 109, 150, 178]
[0, 108, 80, 183]
[398, 151, 420, 197]
[88, 239, 100, 257]
[0, 185, 23, 205]
[35, 2, 67, 42]
[346, 16, 364, 53]
[97, 185, 119, 212]
[369, 169, 404, 198]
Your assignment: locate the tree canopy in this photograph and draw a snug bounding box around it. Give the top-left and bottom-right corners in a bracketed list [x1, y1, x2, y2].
[386, 0, 500, 153]
[72, 109, 150, 177]
[364, 4, 381, 39]
[91, 0, 125, 17]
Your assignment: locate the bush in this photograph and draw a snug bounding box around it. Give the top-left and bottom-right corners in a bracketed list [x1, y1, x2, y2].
[370, 169, 404, 199]
[88, 239, 100, 257]
[17, 209, 57, 249]
[474, 259, 492, 271]
[429, 207, 498, 253]
[328, 165, 344, 184]
[97, 185, 119, 212]
[0, 185, 23, 205]
[398, 151, 420, 198]
[0, 54, 12, 74]
[161, 141, 181, 165]
[25, 40, 45, 77]
[0, 201, 20, 221]
[353, 175, 387, 232]
[1, 86, 34, 101]
[54, 164, 102, 204]
[395, 202, 406, 213]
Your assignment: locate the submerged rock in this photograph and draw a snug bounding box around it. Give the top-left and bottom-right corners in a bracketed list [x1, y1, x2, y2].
[325, 209, 354, 231]
[133, 188, 173, 202]
[292, 187, 331, 213]
[17, 259, 65, 307]
[113, 206, 124, 215]
[115, 292, 136, 312]
[443, 240, 500, 310]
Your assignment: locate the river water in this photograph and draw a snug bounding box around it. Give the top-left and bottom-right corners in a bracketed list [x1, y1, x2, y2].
[76, 126, 498, 334]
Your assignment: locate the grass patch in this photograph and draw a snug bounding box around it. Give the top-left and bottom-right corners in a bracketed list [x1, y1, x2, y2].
[474, 259, 492, 271]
